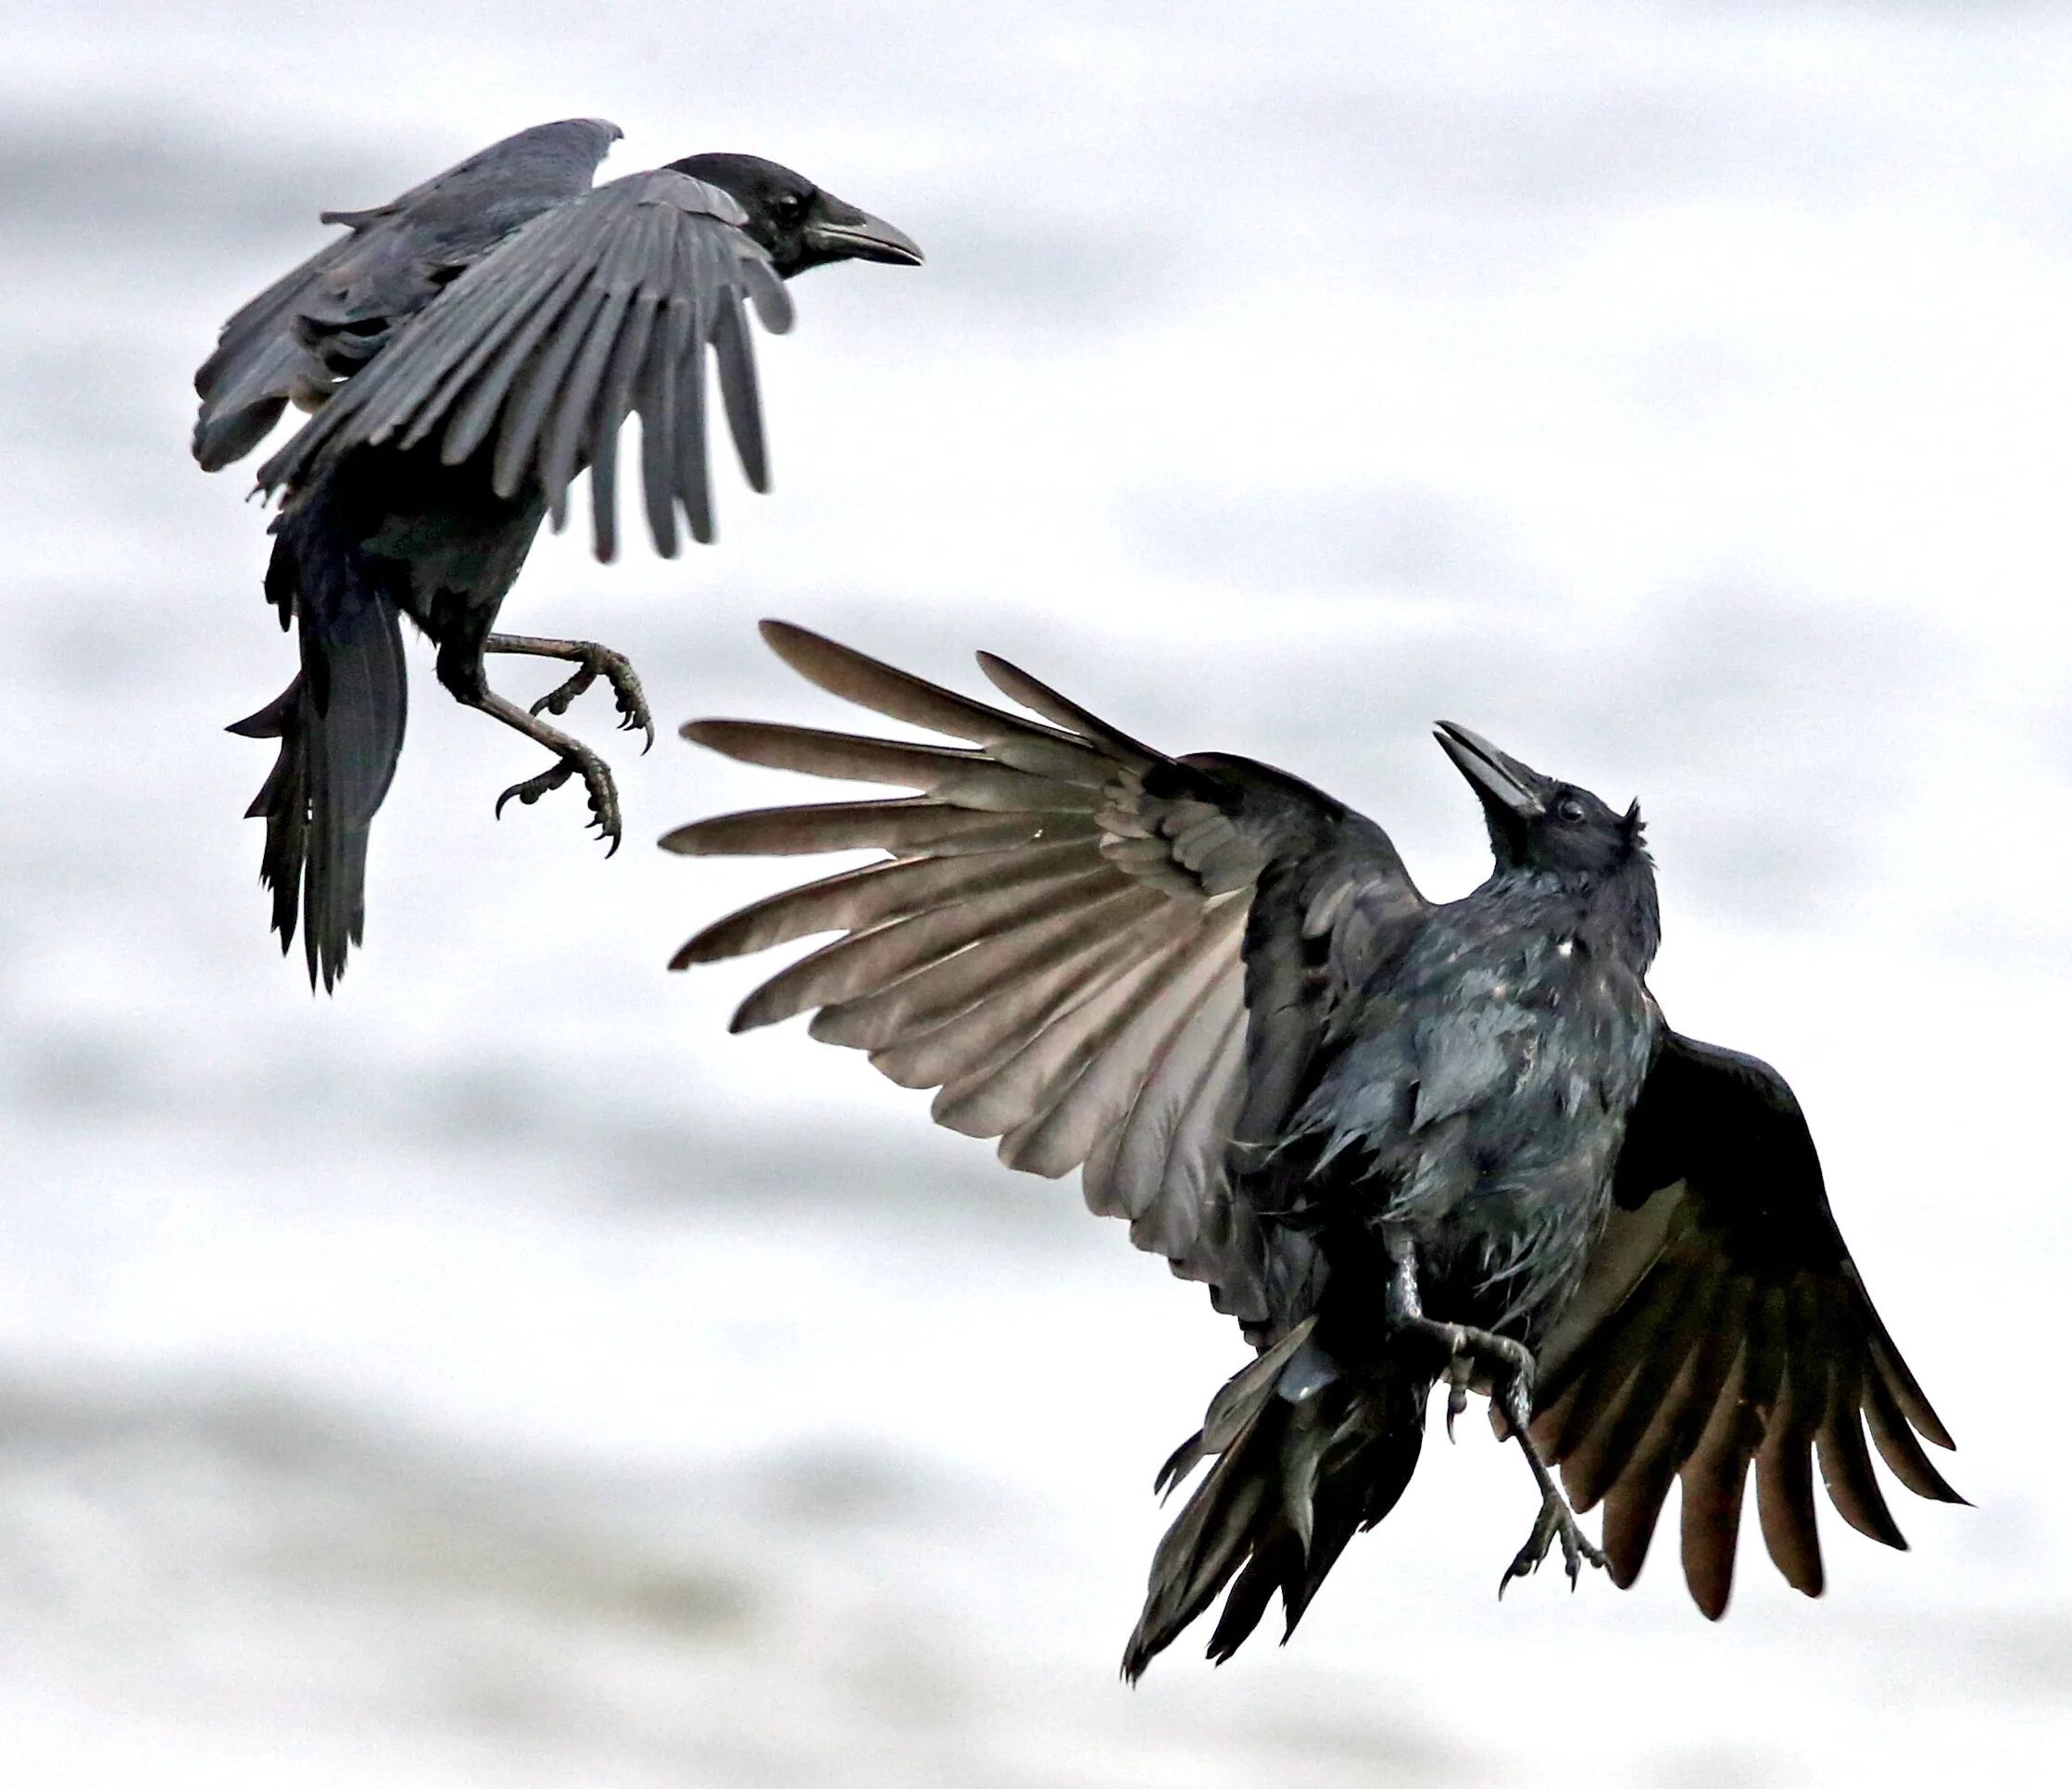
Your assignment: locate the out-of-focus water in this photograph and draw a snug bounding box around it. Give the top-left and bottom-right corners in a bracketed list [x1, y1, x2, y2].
[1, 2, 2066, 1783]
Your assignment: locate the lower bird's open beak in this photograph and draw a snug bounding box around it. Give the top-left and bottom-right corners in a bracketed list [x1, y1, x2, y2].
[1434, 722, 1547, 823]
[803, 195, 924, 266]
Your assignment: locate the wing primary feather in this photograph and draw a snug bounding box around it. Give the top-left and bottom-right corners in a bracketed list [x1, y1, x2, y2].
[662, 799, 1088, 860]
[672, 280, 713, 542]
[677, 841, 1104, 969]
[1814, 1354, 1908, 1548]
[744, 881, 1153, 1037]
[681, 720, 1101, 813]
[493, 279, 608, 503]
[384, 226, 585, 450]
[1862, 1311, 1954, 1450]
[1752, 1357, 1825, 1595]
[636, 283, 680, 558]
[975, 651, 1165, 771]
[1559, 1263, 1712, 1511]
[536, 220, 645, 533]
[583, 208, 668, 560]
[1677, 1335, 1757, 1619]
[758, 624, 1117, 782]
[426, 253, 594, 463]
[711, 282, 769, 492]
[1858, 1367, 1964, 1504]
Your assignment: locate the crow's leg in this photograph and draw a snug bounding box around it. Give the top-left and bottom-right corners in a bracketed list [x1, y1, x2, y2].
[472, 691, 622, 854]
[1491, 1399, 1607, 1595]
[1377, 1226, 1604, 1594]
[437, 636, 624, 854]
[482, 633, 653, 750]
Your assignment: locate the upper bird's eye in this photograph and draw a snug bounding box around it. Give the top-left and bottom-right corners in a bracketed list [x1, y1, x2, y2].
[1555, 794, 1587, 824]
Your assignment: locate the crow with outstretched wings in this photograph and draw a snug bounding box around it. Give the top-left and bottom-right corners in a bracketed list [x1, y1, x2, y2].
[667, 623, 1959, 1677]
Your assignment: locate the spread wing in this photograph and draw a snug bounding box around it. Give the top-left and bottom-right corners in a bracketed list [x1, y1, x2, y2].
[666, 623, 1425, 1340]
[253, 167, 792, 561]
[1529, 1030, 1961, 1617]
[194, 117, 622, 472]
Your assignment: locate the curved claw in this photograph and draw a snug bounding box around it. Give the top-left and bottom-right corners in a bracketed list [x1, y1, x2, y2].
[519, 646, 653, 758]
[1497, 1496, 1606, 1599]
[1444, 1355, 1474, 1443]
[495, 762, 573, 820]
[493, 750, 621, 855]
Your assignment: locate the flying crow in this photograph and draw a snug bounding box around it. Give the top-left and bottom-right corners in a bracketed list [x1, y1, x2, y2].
[195, 119, 921, 989]
[664, 622, 1960, 1677]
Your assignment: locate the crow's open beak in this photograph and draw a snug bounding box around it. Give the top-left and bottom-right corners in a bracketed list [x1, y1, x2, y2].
[1434, 722, 1547, 824]
[802, 194, 923, 266]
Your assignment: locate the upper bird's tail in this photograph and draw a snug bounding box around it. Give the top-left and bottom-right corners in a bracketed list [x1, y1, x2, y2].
[229, 501, 408, 991]
[1124, 1319, 1431, 1681]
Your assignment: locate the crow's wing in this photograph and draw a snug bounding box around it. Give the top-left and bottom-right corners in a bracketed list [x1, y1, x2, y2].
[253, 167, 793, 561]
[1530, 1030, 1961, 1617]
[668, 623, 1425, 1338]
[194, 118, 622, 472]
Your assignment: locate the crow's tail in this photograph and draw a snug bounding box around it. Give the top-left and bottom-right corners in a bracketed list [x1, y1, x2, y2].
[1122, 1318, 1430, 1681]
[229, 510, 407, 992]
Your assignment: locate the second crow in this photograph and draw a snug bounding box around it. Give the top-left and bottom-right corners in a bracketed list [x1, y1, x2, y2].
[195, 119, 921, 989]
[665, 623, 1961, 1678]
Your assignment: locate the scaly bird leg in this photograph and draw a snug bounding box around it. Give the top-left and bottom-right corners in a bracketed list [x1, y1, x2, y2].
[482, 632, 654, 750]
[459, 688, 624, 855]
[1494, 1406, 1607, 1597]
[1376, 1226, 1604, 1594]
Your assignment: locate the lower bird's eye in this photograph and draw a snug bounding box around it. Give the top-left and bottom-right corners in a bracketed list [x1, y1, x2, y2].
[1556, 795, 1587, 824]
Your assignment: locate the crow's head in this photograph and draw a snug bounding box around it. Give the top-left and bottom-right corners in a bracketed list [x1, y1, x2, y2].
[667, 154, 923, 278]
[1433, 722, 1649, 884]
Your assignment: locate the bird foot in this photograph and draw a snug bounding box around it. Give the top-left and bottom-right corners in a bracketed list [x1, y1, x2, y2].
[1498, 1482, 1606, 1597]
[527, 644, 653, 750]
[1397, 1316, 1532, 1443]
[493, 746, 622, 855]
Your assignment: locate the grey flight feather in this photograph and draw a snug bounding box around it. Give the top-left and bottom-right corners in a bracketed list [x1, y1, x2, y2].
[1523, 1029, 1962, 1617]
[253, 168, 793, 559]
[194, 118, 622, 472]
[670, 620, 1428, 1340]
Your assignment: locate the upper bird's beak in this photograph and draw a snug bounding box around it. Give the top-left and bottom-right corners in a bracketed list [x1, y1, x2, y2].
[1434, 722, 1548, 824]
[802, 193, 924, 266]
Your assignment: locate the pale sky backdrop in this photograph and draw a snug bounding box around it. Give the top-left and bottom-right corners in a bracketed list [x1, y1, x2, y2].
[2, 3, 2066, 1784]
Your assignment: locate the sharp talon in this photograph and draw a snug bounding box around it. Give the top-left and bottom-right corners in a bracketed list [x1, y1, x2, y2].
[1443, 1354, 1474, 1443]
[493, 749, 619, 850]
[1499, 1487, 1605, 1599]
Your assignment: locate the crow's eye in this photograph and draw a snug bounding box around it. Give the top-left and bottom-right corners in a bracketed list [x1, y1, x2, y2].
[1555, 795, 1587, 824]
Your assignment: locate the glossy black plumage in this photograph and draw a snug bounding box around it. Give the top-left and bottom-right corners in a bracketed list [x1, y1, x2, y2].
[195, 120, 921, 989]
[666, 623, 1960, 1674]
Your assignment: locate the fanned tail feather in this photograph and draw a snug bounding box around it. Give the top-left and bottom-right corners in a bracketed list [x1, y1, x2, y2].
[1123, 1319, 1431, 1681]
[229, 502, 408, 991]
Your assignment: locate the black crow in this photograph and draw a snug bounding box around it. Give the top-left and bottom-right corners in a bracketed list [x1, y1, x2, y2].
[195, 119, 921, 989]
[663, 622, 1960, 1678]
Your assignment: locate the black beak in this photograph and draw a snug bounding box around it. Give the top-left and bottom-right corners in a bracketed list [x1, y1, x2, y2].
[802, 193, 923, 266]
[1433, 722, 1547, 824]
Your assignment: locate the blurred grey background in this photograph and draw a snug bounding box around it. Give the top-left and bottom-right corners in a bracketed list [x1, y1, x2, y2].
[1, 1, 2065, 1783]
